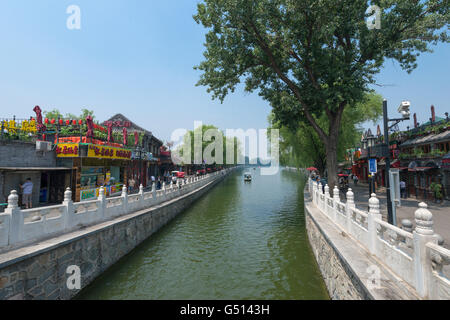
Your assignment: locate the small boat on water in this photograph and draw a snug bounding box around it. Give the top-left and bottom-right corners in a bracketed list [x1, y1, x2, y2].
[244, 172, 252, 182]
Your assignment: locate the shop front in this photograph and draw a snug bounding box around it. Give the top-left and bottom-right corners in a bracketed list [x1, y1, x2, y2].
[56, 143, 132, 202]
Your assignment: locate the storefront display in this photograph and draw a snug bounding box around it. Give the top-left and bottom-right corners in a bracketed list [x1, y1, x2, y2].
[56, 142, 131, 202]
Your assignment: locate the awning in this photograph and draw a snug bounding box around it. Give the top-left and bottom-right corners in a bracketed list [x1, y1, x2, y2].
[408, 167, 437, 172]
[0, 167, 72, 171]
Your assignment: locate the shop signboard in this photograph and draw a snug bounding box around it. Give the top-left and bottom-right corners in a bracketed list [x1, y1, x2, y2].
[80, 188, 98, 201]
[87, 144, 132, 160]
[56, 143, 79, 157]
[80, 184, 123, 201]
[369, 158, 377, 174]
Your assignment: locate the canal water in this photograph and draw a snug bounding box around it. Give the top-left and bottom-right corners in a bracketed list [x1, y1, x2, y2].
[76, 168, 329, 300]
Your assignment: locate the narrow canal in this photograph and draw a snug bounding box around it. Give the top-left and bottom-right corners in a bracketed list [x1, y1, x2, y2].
[76, 168, 329, 300]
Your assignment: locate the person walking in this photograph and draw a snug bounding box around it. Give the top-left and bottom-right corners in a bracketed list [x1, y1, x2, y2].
[353, 175, 359, 186]
[157, 177, 162, 190]
[400, 180, 407, 199]
[128, 176, 136, 193]
[20, 178, 33, 209]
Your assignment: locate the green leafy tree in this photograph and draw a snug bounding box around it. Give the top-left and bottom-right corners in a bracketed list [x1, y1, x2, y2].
[176, 124, 243, 165]
[271, 92, 383, 174]
[43, 109, 64, 120]
[194, 0, 449, 188]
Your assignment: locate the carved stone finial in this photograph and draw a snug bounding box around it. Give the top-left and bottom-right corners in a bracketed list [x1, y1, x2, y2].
[324, 184, 329, 195]
[401, 219, 413, 233]
[139, 184, 144, 194]
[122, 185, 127, 197]
[7, 190, 19, 208]
[98, 186, 105, 198]
[333, 186, 340, 201]
[369, 193, 380, 215]
[162, 182, 166, 191]
[64, 188, 72, 202]
[346, 188, 354, 204]
[436, 234, 444, 246]
[415, 202, 434, 235]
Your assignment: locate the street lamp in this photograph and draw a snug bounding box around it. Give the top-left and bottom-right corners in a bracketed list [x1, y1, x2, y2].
[366, 129, 377, 197]
[383, 99, 411, 225]
[135, 146, 143, 187]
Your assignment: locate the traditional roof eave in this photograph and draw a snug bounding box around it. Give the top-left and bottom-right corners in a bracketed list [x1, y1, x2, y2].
[103, 113, 164, 145]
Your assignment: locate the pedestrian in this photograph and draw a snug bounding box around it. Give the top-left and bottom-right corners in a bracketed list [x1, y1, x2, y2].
[353, 175, 359, 186]
[400, 180, 407, 199]
[128, 176, 136, 193]
[157, 177, 162, 190]
[20, 178, 33, 209]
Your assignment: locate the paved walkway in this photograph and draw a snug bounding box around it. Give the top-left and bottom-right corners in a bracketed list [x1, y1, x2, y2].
[347, 182, 450, 250]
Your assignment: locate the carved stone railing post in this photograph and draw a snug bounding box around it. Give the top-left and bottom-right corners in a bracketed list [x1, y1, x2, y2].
[152, 182, 157, 200]
[413, 202, 438, 298]
[98, 186, 106, 220]
[346, 188, 355, 232]
[138, 184, 145, 209]
[332, 186, 339, 221]
[368, 193, 381, 255]
[121, 185, 128, 214]
[63, 188, 74, 230]
[5, 190, 22, 245]
[324, 184, 330, 214]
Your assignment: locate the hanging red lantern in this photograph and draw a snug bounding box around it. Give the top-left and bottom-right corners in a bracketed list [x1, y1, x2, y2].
[59, 119, 63, 125]
[45, 118, 49, 124]
[72, 120, 77, 125]
[66, 120, 70, 125]
[51, 119, 56, 124]
[79, 120, 83, 125]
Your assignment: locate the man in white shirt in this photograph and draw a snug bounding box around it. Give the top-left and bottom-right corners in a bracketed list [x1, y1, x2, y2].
[20, 178, 33, 209]
[400, 180, 407, 199]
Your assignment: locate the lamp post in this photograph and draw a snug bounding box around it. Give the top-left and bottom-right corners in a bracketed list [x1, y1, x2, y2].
[361, 132, 369, 195]
[366, 129, 377, 197]
[135, 146, 143, 187]
[383, 99, 411, 225]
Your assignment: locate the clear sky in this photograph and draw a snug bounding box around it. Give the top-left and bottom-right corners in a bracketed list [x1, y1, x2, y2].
[0, 0, 448, 144]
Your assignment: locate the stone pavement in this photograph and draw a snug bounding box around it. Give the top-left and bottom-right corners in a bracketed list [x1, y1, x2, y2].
[346, 182, 450, 250]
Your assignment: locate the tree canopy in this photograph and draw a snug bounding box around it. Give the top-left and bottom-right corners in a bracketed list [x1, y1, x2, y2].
[194, 0, 449, 188]
[271, 91, 383, 172]
[175, 124, 242, 166]
[44, 108, 96, 121]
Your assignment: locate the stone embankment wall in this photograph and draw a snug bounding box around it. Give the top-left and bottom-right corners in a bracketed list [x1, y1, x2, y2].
[0, 169, 232, 300]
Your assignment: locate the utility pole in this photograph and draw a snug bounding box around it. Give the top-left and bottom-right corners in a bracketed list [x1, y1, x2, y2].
[383, 100, 394, 225]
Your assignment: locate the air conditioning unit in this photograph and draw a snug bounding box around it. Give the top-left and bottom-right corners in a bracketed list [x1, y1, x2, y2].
[36, 141, 52, 152]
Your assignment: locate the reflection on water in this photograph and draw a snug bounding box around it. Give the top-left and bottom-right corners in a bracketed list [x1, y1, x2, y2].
[76, 168, 329, 300]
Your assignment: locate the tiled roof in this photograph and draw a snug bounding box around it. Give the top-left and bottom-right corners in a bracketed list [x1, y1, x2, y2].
[400, 129, 450, 147]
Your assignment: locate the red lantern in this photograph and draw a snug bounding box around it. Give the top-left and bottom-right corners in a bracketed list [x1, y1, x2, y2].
[78, 120, 83, 125]
[72, 120, 77, 125]
[51, 119, 56, 124]
[66, 120, 70, 125]
[45, 118, 49, 124]
[59, 119, 63, 125]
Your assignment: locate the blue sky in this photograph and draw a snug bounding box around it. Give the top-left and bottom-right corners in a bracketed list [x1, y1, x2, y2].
[0, 0, 448, 144]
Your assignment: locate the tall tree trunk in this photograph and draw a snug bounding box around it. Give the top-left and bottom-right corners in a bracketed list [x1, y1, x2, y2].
[325, 141, 338, 195]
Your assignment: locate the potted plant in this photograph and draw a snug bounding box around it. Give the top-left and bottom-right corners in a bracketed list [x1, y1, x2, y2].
[430, 182, 443, 204]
